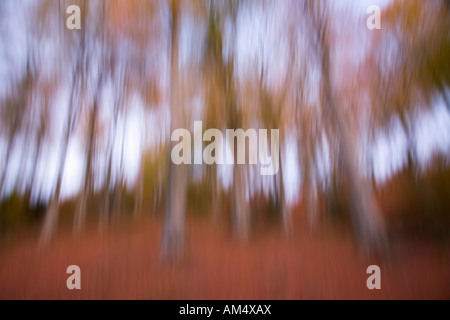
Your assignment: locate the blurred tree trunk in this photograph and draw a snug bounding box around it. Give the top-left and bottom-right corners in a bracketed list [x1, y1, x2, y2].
[202, 2, 250, 236]
[41, 0, 87, 243]
[26, 115, 45, 204]
[73, 87, 100, 237]
[317, 18, 386, 252]
[16, 125, 33, 191]
[100, 143, 114, 231]
[299, 137, 318, 231]
[134, 167, 144, 218]
[203, 6, 223, 223]
[227, 62, 250, 239]
[39, 144, 67, 246]
[441, 87, 450, 112]
[277, 153, 289, 233]
[232, 161, 250, 240]
[100, 95, 121, 231]
[112, 129, 126, 221]
[161, 0, 186, 260]
[259, 66, 290, 234]
[269, 130, 289, 234]
[39, 31, 87, 245]
[210, 165, 220, 222]
[39, 79, 79, 246]
[0, 59, 34, 198]
[0, 137, 14, 198]
[229, 116, 250, 239]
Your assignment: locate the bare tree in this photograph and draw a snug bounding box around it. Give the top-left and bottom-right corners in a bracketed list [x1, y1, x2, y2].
[161, 0, 187, 260]
[305, 1, 386, 252]
[39, 0, 87, 245]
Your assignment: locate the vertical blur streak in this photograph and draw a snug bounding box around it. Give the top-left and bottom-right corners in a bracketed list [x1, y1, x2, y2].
[304, 2, 386, 252]
[161, 0, 186, 260]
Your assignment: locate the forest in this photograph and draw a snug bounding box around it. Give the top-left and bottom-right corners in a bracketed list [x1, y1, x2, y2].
[0, 0, 449, 299]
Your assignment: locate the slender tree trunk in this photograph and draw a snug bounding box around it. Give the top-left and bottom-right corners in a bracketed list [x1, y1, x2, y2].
[321, 40, 386, 252]
[107, 82, 126, 225]
[73, 96, 98, 237]
[278, 151, 290, 234]
[25, 112, 47, 210]
[298, 121, 318, 232]
[441, 86, 450, 113]
[100, 146, 113, 232]
[161, 0, 186, 261]
[304, 151, 318, 231]
[100, 107, 120, 230]
[134, 167, 143, 218]
[205, 161, 220, 222]
[338, 119, 386, 250]
[232, 153, 250, 240]
[162, 155, 187, 259]
[39, 64, 81, 245]
[16, 128, 32, 192]
[39, 115, 71, 246]
[112, 121, 126, 222]
[0, 136, 14, 198]
[27, 127, 43, 202]
[210, 164, 220, 222]
[100, 103, 121, 230]
[306, 3, 386, 251]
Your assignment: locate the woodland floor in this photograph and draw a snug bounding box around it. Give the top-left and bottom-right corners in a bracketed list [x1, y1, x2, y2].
[0, 214, 449, 299]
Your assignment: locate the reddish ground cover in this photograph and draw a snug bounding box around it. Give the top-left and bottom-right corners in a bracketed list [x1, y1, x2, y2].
[0, 216, 449, 299]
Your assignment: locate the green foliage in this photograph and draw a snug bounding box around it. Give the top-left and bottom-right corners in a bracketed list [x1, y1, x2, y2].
[140, 147, 168, 213]
[0, 193, 28, 233]
[187, 179, 212, 216]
